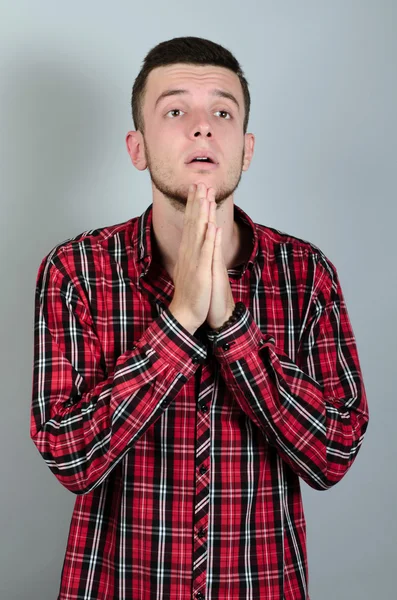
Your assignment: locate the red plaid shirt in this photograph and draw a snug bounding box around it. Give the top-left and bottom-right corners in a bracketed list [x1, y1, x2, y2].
[31, 202, 369, 600]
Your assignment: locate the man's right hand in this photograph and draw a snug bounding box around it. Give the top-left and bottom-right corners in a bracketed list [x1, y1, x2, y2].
[168, 182, 218, 335]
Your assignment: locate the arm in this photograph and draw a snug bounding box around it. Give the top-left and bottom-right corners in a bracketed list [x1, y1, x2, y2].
[206, 255, 369, 490]
[30, 250, 206, 495]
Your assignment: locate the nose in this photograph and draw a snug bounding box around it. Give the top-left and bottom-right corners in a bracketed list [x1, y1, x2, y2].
[194, 130, 212, 137]
[190, 109, 212, 138]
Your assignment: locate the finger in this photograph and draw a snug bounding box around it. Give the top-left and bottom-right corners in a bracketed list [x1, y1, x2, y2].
[194, 182, 208, 220]
[211, 226, 222, 281]
[183, 183, 196, 223]
[212, 226, 222, 261]
[197, 182, 211, 231]
[182, 182, 206, 247]
[201, 219, 217, 267]
[207, 189, 217, 226]
[182, 183, 206, 232]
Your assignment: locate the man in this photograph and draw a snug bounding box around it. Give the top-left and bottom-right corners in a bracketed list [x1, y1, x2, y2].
[30, 36, 369, 600]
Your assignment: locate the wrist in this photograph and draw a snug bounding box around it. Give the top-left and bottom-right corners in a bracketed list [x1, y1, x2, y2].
[210, 301, 245, 335]
[168, 303, 198, 335]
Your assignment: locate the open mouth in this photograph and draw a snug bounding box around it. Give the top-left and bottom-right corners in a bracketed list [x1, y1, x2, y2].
[186, 158, 218, 169]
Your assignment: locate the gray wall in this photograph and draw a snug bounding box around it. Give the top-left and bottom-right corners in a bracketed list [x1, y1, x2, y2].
[1, 1, 395, 598]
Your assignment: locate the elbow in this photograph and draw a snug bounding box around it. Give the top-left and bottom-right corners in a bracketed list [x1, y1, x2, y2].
[30, 432, 105, 496]
[304, 431, 368, 491]
[47, 460, 105, 495]
[300, 468, 339, 491]
[301, 465, 351, 491]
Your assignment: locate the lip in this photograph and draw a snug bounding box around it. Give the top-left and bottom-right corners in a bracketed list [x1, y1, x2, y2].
[185, 161, 218, 170]
[185, 149, 218, 164]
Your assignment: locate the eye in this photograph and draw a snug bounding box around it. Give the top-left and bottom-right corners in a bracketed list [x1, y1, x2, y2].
[166, 109, 185, 118]
[165, 109, 232, 119]
[166, 108, 183, 115]
[215, 110, 232, 119]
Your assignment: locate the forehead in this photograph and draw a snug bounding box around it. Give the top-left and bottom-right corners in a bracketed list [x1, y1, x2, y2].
[145, 63, 243, 106]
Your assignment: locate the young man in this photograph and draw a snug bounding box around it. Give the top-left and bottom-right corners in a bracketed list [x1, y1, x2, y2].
[30, 36, 369, 600]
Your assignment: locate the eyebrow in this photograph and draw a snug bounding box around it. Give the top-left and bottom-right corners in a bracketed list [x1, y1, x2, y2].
[154, 88, 240, 112]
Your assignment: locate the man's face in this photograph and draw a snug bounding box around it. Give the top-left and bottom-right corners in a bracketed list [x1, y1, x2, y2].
[139, 64, 252, 212]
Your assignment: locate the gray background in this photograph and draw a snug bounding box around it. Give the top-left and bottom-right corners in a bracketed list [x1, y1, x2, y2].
[1, 1, 395, 598]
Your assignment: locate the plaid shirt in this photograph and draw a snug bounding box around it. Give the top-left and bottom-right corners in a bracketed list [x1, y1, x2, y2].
[31, 202, 369, 600]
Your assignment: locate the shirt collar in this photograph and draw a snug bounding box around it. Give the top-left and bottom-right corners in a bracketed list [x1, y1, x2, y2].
[134, 202, 259, 286]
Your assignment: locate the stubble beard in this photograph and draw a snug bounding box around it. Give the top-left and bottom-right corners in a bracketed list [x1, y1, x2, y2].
[144, 142, 246, 214]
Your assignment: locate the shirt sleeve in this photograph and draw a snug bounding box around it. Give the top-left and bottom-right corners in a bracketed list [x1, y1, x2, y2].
[206, 255, 369, 491]
[30, 249, 206, 495]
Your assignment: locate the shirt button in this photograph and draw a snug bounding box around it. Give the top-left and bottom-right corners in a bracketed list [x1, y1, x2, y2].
[160, 400, 168, 407]
[196, 593, 205, 600]
[200, 403, 208, 413]
[192, 355, 203, 364]
[63, 399, 74, 408]
[197, 527, 206, 538]
[222, 343, 230, 350]
[199, 465, 207, 475]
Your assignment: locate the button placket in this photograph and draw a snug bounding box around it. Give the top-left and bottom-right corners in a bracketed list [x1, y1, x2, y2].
[192, 364, 211, 594]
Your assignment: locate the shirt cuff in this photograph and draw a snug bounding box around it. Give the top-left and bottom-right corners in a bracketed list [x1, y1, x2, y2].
[206, 302, 276, 361]
[136, 305, 208, 379]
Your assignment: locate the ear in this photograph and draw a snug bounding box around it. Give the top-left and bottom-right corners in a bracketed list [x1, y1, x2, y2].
[242, 133, 255, 171]
[125, 130, 147, 171]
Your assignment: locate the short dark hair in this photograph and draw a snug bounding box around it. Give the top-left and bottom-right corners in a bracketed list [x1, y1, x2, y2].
[131, 36, 251, 136]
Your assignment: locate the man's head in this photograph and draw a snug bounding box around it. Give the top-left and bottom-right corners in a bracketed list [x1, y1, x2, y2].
[126, 36, 255, 212]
